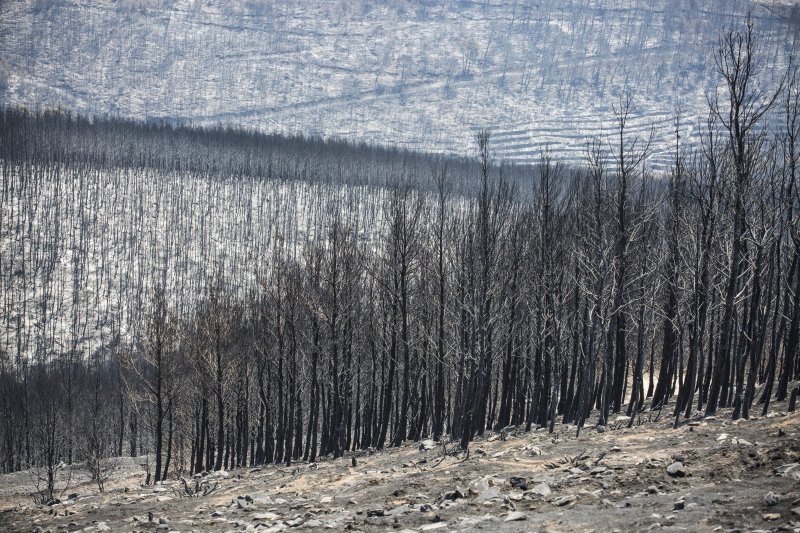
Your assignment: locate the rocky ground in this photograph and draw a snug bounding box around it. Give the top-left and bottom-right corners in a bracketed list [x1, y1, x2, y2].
[1, 402, 799, 533]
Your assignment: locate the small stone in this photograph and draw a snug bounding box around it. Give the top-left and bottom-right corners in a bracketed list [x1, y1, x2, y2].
[666, 462, 686, 478]
[285, 516, 304, 527]
[158, 517, 168, 524]
[367, 509, 385, 517]
[237, 498, 252, 510]
[553, 494, 577, 507]
[211, 510, 224, 518]
[647, 486, 659, 495]
[249, 493, 273, 505]
[504, 511, 527, 522]
[420, 523, 448, 531]
[305, 519, 324, 528]
[765, 492, 779, 506]
[590, 466, 608, 475]
[419, 504, 435, 513]
[96, 522, 111, 532]
[530, 483, 551, 497]
[596, 425, 607, 433]
[673, 500, 685, 510]
[791, 507, 800, 516]
[419, 439, 436, 451]
[253, 512, 280, 521]
[475, 486, 500, 502]
[509, 476, 528, 490]
[387, 504, 409, 516]
[763, 513, 781, 521]
[320, 496, 333, 504]
[442, 486, 467, 501]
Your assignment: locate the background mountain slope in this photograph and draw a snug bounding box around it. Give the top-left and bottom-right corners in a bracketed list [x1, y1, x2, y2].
[0, 0, 796, 166]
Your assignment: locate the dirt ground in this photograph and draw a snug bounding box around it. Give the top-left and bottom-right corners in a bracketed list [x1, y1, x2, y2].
[1, 401, 799, 533]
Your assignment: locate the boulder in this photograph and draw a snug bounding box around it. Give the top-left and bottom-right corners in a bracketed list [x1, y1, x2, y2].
[666, 462, 686, 478]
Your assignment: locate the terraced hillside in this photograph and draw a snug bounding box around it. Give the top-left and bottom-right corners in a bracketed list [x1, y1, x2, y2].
[0, 0, 796, 167]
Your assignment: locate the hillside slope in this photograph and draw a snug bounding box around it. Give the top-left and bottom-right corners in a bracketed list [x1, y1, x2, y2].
[0, 0, 796, 168]
[0, 401, 798, 532]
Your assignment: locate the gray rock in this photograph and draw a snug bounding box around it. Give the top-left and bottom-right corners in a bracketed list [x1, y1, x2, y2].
[475, 486, 500, 502]
[237, 497, 252, 510]
[249, 493, 274, 505]
[530, 483, 551, 497]
[442, 486, 467, 501]
[387, 504, 409, 516]
[764, 492, 779, 506]
[285, 516, 305, 527]
[253, 512, 281, 521]
[666, 462, 686, 478]
[96, 522, 111, 532]
[673, 500, 685, 510]
[419, 439, 436, 451]
[419, 523, 448, 531]
[504, 511, 527, 522]
[553, 494, 577, 507]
